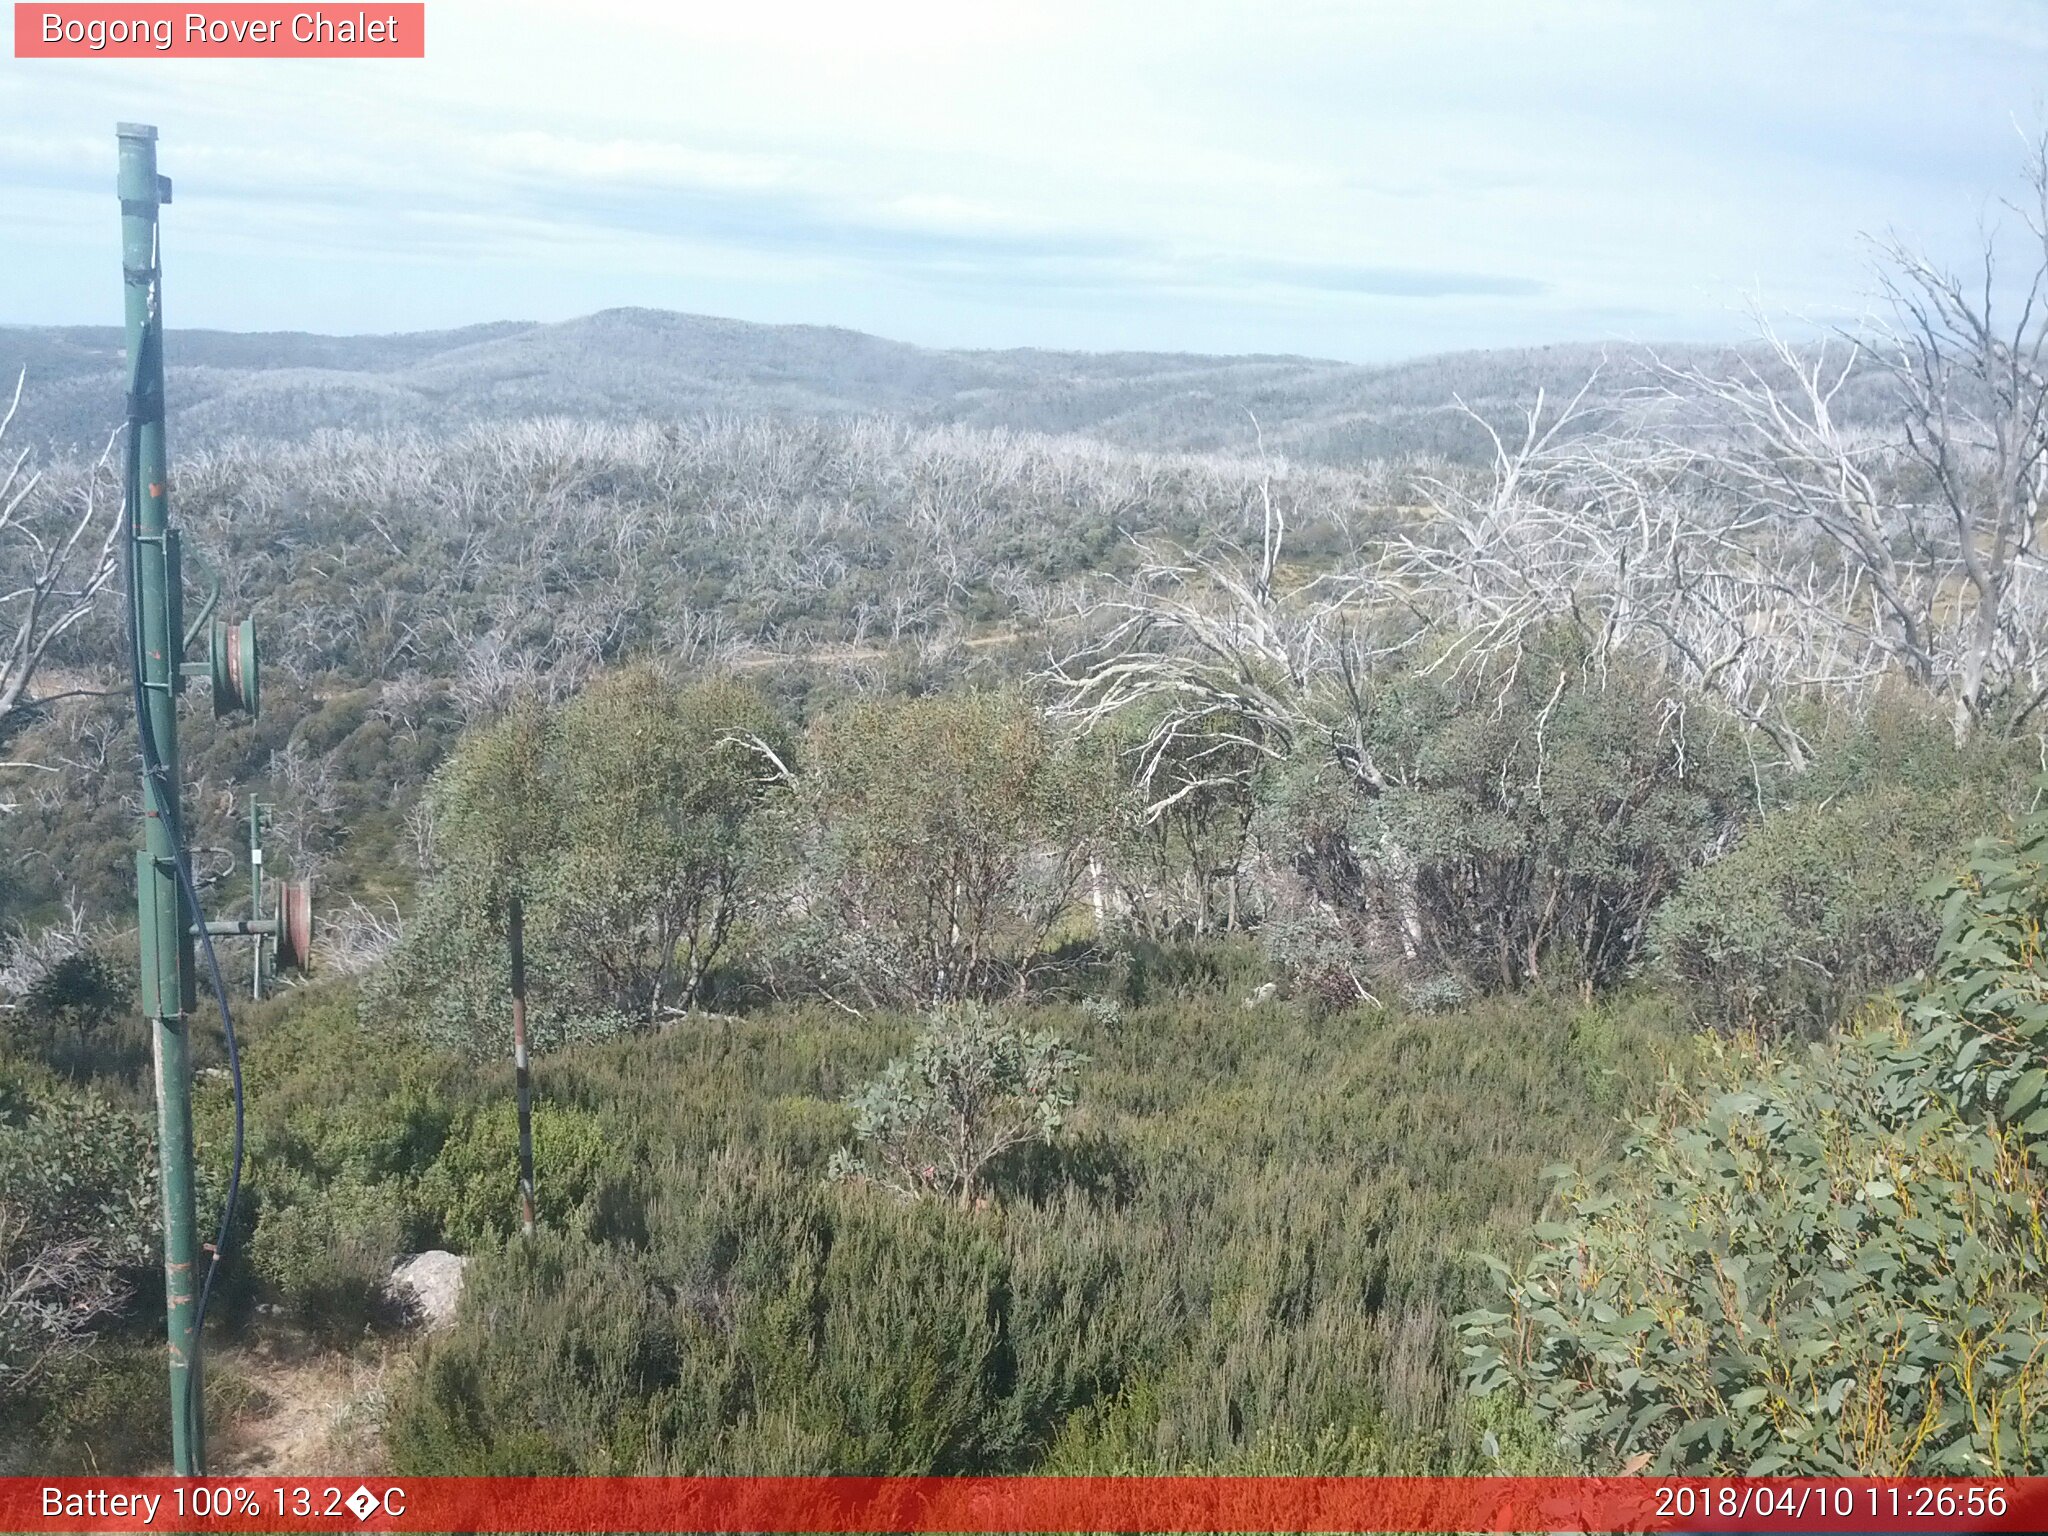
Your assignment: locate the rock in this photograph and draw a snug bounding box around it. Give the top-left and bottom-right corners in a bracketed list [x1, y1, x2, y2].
[388, 1250, 468, 1331]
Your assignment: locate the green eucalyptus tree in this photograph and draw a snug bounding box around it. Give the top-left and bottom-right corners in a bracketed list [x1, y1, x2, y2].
[1463, 795, 2048, 1473]
[548, 669, 789, 1018]
[378, 699, 557, 1234]
[778, 692, 1117, 1009]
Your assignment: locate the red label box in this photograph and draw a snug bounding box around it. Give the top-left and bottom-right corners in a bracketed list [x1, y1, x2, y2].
[13, 3, 424, 56]
[4, 1476, 2048, 1534]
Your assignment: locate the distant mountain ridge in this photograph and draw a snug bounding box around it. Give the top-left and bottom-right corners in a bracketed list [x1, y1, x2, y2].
[0, 306, 1782, 465]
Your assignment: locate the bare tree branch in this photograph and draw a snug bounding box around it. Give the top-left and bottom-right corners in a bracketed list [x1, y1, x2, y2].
[0, 374, 122, 749]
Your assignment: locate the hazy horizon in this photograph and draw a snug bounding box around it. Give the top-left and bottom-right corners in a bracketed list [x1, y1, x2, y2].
[7, 2, 2048, 362]
[0, 301, 1727, 369]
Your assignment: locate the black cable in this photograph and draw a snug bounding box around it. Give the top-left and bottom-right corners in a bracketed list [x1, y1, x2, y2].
[122, 371, 245, 1446]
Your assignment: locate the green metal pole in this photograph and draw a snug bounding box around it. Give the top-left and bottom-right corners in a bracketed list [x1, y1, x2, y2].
[249, 800, 264, 1002]
[509, 895, 537, 1238]
[119, 121, 205, 1477]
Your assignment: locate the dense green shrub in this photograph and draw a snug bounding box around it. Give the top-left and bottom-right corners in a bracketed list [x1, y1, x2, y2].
[12, 943, 127, 1029]
[220, 993, 458, 1188]
[0, 1071, 157, 1390]
[0, 933, 145, 1086]
[1255, 646, 1749, 997]
[1461, 1021, 2048, 1473]
[0, 1063, 161, 1473]
[1644, 700, 2026, 1036]
[194, 987, 461, 1324]
[1649, 786, 1989, 1036]
[1463, 798, 2048, 1473]
[1110, 934, 1270, 1006]
[829, 1004, 1083, 1207]
[1901, 793, 2048, 1131]
[419, 1100, 608, 1249]
[389, 987, 1681, 1476]
[0, 1074, 156, 1266]
[1788, 691, 2034, 808]
[246, 1176, 413, 1336]
[6, 1337, 168, 1475]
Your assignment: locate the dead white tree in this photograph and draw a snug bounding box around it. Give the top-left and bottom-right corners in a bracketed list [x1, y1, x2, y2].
[0, 896, 93, 1014]
[1874, 133, 2048, 741]
[1051, 371, 1903, 801]
[1047, 451, 1405, 944]
[1661, 330, 1935, 700]
[317, 895, 405, 977]
[1655, 135, 2048, 744]
[1049, 490, 1362, 822]
[1374, 382, 1896, 769]
[0, 373, 123, 757]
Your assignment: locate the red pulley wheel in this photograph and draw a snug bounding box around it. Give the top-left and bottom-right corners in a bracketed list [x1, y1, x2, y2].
[272, 878, 314, 972]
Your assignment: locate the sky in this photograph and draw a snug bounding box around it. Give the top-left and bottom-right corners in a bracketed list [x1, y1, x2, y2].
[3, 0, 2047, 361]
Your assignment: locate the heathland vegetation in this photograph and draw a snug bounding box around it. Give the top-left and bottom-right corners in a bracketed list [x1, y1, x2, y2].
[5, 145, 2048, 1477]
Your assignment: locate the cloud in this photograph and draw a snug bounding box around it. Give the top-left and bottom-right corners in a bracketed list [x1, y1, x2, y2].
[3, 1, 2046, 359]
[1220, 258, 1545, 300]
[476, 131, 801, 193]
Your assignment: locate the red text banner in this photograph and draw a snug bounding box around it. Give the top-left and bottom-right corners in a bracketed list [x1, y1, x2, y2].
[3, 1476, 2046, 1533]
[13, 4, 424, 58]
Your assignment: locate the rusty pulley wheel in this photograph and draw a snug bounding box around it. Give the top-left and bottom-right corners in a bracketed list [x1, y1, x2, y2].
[209, 617, 260, 717]
[270, 878, 314, 972]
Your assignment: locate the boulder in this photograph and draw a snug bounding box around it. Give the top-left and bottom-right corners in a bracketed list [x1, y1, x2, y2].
[388, 1250, 468, 1331]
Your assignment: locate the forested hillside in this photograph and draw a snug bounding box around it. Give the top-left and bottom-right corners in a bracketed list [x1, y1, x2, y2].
[0, 309, 1896, 464]
[3, 182, 2046, 1479]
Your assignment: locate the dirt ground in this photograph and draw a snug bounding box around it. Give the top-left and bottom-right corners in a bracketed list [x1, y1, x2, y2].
[209, 1333, 412, 1475]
